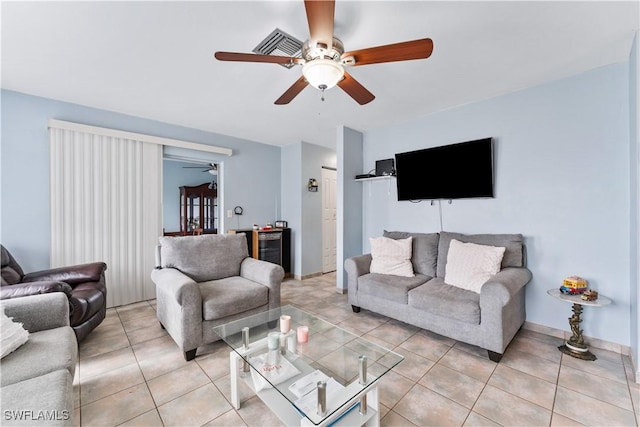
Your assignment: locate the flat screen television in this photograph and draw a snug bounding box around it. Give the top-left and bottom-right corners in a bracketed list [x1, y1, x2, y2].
[395, 137, 494, 201]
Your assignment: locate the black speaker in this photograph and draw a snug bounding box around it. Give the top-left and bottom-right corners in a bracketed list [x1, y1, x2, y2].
[375, 158, 395, 176]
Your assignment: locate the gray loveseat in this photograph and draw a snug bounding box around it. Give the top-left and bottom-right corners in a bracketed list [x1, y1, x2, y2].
[0, 293, 77, 426]
[344, 231, 532, 361]
[151, 233, 284, 361]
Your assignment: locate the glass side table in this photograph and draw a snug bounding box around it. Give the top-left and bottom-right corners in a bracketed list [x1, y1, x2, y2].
[547, 289, 612, 361]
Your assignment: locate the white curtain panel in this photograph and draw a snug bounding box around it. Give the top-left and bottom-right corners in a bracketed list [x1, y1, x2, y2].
[49, 124, 163, 308]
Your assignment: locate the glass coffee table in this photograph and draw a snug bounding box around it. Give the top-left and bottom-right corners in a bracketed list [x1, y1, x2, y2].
[213, 305, 404, 427]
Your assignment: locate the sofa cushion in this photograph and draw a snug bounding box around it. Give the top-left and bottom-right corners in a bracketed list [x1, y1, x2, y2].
[408, 277, 481, 324]
[384, 231, 439, 277]
[358, 273, 429, 304]
[437, 232, 524, 277]
[1, 369, 73, 426]
[370, 236, 414, 277]
[0, 327, 77, 386]
[160, 234, 248, 282]
[444, 239, 505, 293]
[1, 307, 29, 359]
[199, 276, 269, 321]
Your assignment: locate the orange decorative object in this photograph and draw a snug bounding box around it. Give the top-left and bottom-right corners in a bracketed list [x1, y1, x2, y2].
[560, 276, 588, 295]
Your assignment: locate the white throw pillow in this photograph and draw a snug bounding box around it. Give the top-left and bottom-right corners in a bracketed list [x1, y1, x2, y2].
[0, 306, 29, 359]
[369, 236, 415, 277]
[444, 239, 506, 293]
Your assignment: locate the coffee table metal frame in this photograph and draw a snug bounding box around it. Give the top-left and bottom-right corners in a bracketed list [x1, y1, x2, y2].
[214, 305, 403, 427]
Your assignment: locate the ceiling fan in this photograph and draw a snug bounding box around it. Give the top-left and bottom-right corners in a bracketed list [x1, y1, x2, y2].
[183, 163, 218, 175]
[214, 0, 433, 105]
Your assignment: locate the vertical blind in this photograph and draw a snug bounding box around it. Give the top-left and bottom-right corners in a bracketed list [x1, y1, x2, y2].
[49, 124, 163, 307]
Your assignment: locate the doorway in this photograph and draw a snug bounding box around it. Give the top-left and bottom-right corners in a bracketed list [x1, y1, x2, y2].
[321, 167, 337, 273]
[162, 156, 223, 235]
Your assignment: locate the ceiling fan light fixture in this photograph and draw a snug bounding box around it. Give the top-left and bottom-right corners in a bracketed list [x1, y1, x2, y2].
[302, 59, 344, 90]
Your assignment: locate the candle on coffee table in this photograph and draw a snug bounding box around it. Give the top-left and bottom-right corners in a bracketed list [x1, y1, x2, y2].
[297, 326, 309, 343]
[280, 315, 291, 333]
[267, 332, 280, 350]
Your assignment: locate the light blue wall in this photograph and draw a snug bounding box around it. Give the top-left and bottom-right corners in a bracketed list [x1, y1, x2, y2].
[358, 63, 631, 346]
[1, 90, 281, 272]
[281, 143, 302, 276]
[280, 141, 336, 278]
[300, 142, 336, 276]
[629, 31, 639, 378]
[337, 126, 364, 290]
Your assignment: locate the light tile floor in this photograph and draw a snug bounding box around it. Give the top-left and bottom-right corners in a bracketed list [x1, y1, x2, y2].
[75, 273, 640, 426]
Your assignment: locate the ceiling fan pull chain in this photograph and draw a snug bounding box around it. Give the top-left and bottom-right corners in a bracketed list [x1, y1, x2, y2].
[319, 84, 327, 101]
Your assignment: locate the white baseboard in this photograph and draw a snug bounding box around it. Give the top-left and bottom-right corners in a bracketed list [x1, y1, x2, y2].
[630, 352, 640, 384]
[294, 272, 323, 280]
[523, 321, 640, 384]
[522, 321, 631, 355]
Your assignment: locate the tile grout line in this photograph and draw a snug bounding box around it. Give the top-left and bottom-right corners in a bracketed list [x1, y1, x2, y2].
[78, 274, 637, 427]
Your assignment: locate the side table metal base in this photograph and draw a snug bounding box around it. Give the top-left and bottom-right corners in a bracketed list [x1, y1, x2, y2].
[558, 344, 596, 361]
[561, 302, 597, 361]
[547, 288, 612, 363]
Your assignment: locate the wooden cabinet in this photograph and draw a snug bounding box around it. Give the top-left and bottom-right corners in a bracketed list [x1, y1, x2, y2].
[180, 183, 218, 235]
[228, 228, 291, 277]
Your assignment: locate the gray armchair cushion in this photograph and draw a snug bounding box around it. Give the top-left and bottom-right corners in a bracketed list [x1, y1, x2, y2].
[199, 276, 269, 321]
[436, 232, 524, 277]
[0, 327, 77, 386]
[408, 277, 481, 324]
[358, 273, 430, 304]
[159, 234, 248, 282]
[1, 370, 73, 426]
[1, 293, 70, 332]
[384, 231, 439, 277]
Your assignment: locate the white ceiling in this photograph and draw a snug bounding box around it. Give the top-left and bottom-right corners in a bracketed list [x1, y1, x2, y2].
[2, 1, 638, 150]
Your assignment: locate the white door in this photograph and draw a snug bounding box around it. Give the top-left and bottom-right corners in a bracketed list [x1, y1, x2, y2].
[321, 168, 337, 273]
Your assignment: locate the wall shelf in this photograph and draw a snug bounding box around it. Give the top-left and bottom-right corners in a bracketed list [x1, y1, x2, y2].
[355, 175, 396, 182]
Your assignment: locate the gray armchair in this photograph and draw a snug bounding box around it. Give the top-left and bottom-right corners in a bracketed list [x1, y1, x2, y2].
[151, 233, 284, 361]
[1, 293, 77, 426]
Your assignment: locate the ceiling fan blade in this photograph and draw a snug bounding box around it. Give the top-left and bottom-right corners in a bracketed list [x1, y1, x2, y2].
[275, 76, 309, 105]
[304, 0, 335, 46]
[337, 72, 375, 105]
[214, 51, 303, 65]
[342, 38, 433, 66]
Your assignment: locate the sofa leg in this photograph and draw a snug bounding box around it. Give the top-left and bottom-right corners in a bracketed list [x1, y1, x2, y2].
[351, 305, 361, 313]
[184, 349, 197, 361]
[487, 350, 503, 363]
[159, 322, 165, 330]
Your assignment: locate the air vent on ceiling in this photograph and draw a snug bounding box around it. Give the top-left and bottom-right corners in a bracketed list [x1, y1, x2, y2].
[253, 28, 303, 69]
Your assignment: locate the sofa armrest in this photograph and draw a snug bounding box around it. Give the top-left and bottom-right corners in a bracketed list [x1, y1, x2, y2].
[344, 254, 372, 295]
[344, 254, 372, 278]
[0, 281, 73, 300]
[240, 257, 284, 308]
[151, 267, 202, 354]
[150, 268, 200, 306]
[480, 267, 532, 305]
[23, 262, 107, 286]
[1, 293, 70, 332]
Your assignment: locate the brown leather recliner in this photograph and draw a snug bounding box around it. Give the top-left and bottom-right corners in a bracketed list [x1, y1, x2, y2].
[0, 245, 107, 343]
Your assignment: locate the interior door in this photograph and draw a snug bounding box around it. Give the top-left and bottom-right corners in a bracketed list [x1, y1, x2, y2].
[321, 168, 337, 273]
